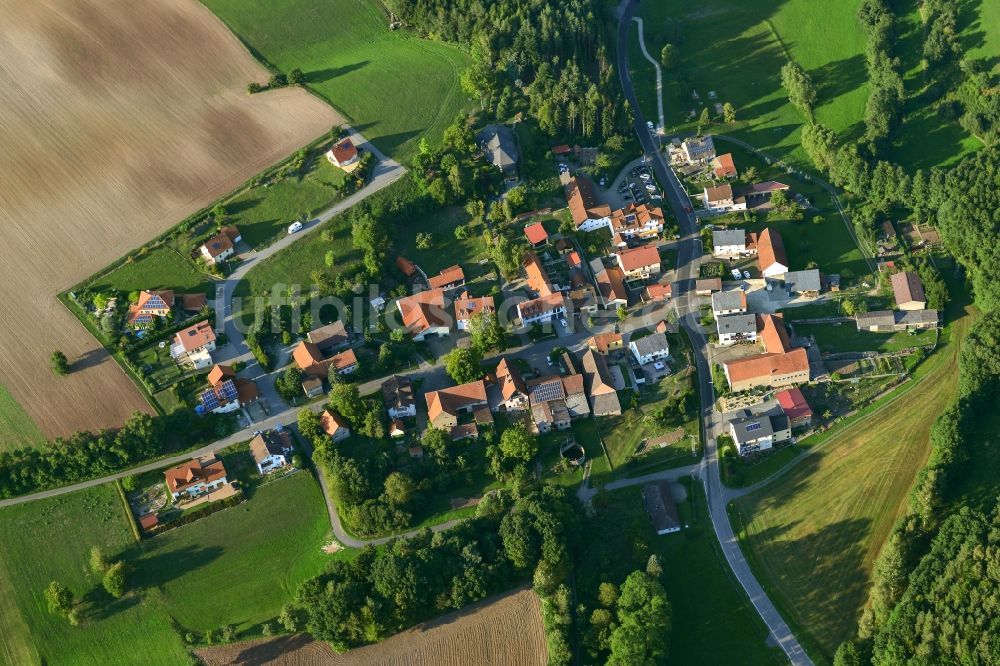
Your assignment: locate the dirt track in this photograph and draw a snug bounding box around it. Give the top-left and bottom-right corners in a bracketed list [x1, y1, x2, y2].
[0, 0, 338, 437]
[195, 588, 547, 666]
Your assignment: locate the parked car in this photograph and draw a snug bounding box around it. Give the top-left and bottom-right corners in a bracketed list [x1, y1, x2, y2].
[743, 270, 751, 279]
[287, 221, 303, 234]
[559, 317, 568, 327]
[640, 173, 651, 180]
[731, 269, 742, 279]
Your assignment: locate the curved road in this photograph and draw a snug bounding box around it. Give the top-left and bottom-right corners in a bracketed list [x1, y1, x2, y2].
[617, 3, 813, 664]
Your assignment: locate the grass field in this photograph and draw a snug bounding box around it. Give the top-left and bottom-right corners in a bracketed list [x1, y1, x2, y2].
[793, 322, 937, 353]
[202, 0, 470, 160]
[582, 484, 786, 665]
[0, 384, 46, 452]
[89, 247, 214, 296]
[730, 299, 973, 661]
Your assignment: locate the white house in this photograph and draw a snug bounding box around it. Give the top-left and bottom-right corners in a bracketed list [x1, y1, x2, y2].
[320, 410, 351, 443]
[199, 226, 241, 265]
[758, 229, 789, 278]
[518, 293, 567, 325]
[728, 413, 792, 456]
[382, 375, 416, 419]
[712, 228, 751, 257]
[717, 313, 758, 346]
[249, 429, 294, 475]
[170, 320, 217, 370]
[711, 290, 748, 317]
[630, 332, 670, 365]
[326, 137, 360, 171]
[702, 184, 746, 213]
[164, 456, 228, 500]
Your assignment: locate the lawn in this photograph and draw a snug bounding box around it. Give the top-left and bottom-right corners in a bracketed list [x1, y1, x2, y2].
[729, 300, 972, 661]
[793, 321, 937, 354]
[0, 383, 45, 452]
[539, 418, 612, 488]
[580, 483, 786, 665]
[202, 0, 470, 161]
[394, 206, 489, 278]
[88, 247, 213, 296]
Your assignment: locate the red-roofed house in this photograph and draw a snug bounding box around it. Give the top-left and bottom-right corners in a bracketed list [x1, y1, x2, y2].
[164, 456, 228, 500]
[326, 137, 360, 171]
[396, 289, 451, 340]
[427, 265, 466, 291]
[170, 320, 216, 369]
[711, 153, 738, 180]
[524, 223, 549, 247]
[566, 251, 582, 269]
[395, 256, 418, 278]
[293, 343, 358, 378]
[518, 293, 567, 325]
[644, 282, 673, 302]
[616, 245, 661, 279]
[757, 228, 789, 278]
[320, 410, 351, 442]
[566, 177, 612, 232]
[775, 388, 813, 427]
[454, 295, 495, 330]
[127, 290, 173, 327]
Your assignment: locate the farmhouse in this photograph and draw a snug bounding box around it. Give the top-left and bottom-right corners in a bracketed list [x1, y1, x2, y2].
[728, 413, 792, 456]
[320, 409, 351, 442]
[454, 294, 495, 330]
[382, 374, 416, 418]
[781, 269, 822, 298]
[680, 135, 716, 164]
[630, 332, 670, 365]
[722, 314, 809, 392]
[891, 271, 927, 310]
[482, 126, 518, 178]
[582, 349, 622, 416]
[199, 226, 242, 265]
[249, 429, 294, 474]
[642, 481, 682, 535]
[775, 387, 813, 427]
[524, 251, 554, 297]
[428, 265, 466, 292]
[164, 455, 228, 500]
[695, 278, 723, 295]
[712, 289, 748, 316]
[856, 309, 940, 332]
[426, 380, 489, 429]
[293, 342, 358, 378]
[616, 245, 661, 279]
[524, 222, 549, 247]
[711, 153, 738, 179]
[644, 281, 673, 302]
[326, 137, 360, 171]
[396, 289, 451, 340]
[712, 228, 751, 257]
[595, 264, 629, 308]
[757, 229, 789, 278]
[588, 332, 624, 355]
[488, 357, 529, 412]
[518, 292, 567, 325]
[170, 320, 216, 369]
[610, 203, 665, 239]
[566, 176, 612, 231]
[126, 290, 173, 327]
[717, 313, 758, 346]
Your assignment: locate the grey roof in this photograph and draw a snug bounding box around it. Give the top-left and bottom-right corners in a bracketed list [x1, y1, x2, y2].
[729, 415, 774, 445]
[771, 414, 790, 433]
[897, 310, 940, 325]
[855, 310, 896, 328]
[783, 269, 822, 293]
[683, 135, 715, 159]
[642, 481, 681, 533]
[485, 127, 518, 171]
[712, 228, 746, 247]
[717, 313, 757, 336]
[631, 332, 669, 358]
[712, 289, 746, 312]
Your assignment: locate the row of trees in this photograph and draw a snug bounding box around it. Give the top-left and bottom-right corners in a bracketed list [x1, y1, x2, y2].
[857, 0, 904, 148]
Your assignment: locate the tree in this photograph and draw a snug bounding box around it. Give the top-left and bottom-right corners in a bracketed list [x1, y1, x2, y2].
[383, 472, 415, 507]
[616, 305, 628, 322]
[50, 350, 69, 376]
[445, 346, 483, 384]
[415, 232, 433, 250]
[288, 68, 304, 85]
[607, 571, 671, 666]
[103, 561, 127, 598]
[598, 581, 620, 608]
[697, 107, 711, 132]
[722, 102, 737, 124]
[468, 311, 506, 352]
[275, 365, 304, 401]
[298, 408, 322, 441]
[780, 60, 817, 118]
[329, 382, 363, 423]
[660, 43, 679, 69]
[499, 425, 539, 462]
[44, 581, 74, 616]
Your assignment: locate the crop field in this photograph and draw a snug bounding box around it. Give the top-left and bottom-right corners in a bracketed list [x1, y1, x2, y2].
[730, 302, 972, 660]
[0, 0, 336, 438]
[202, 0, 470, 160]
[196, 588, 546, 666]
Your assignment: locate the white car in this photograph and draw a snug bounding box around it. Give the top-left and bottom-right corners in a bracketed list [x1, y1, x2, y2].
[640, 173, 651, 180]
[559, 317, 568, 327]
[287, 221, 303, 234]
[647, 121, 654, 129]
[731, 269, 742, 279]
[645, 184, 656, 191]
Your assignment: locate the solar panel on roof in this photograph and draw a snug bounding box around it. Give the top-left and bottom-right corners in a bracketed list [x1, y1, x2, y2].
[531, 381, 564, 403]
[199, 388, 219, 411]
[219, 380, 238, 402]
[745, 422, 761, 432]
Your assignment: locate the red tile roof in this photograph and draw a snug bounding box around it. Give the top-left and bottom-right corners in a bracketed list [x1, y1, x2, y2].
[164, 456, 227, 494]
[428, 265, 465, 289]
[712, 153, 737, 179]
[320, 409, 349, 435]
[775, 388, 812, 422]
[395, 256, 418, 278]
[454, 295, 495, 322]
[330, 137, 358, 165]
[565, 177, 611, 227]
[617, 245, 661, 272]
[523, 251, 553, 296]
[524, 223, 549, 245]
[645, 282, 673, 301]
[207, 364, 235, 387]
[174, 320, 215, 352]
[397, 288, 450, 336]
[891, 271, 926, 306]
[757, 228, 788, 273]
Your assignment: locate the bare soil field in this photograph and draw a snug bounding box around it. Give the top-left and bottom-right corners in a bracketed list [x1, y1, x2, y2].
[0, 0, 337, 437]
[196, 588, 546, 666]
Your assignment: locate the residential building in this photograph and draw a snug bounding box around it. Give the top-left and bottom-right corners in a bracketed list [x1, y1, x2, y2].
[594, 263, 629, 308]
[711, 153, 738, 179]
[644, 281, 673, 302]
[523, 251, 554, 297]
[126, 290, 173, 327]
[856, 309, 939, 332]
[703, 184, 744, 212]
[426, 380, 489, 429]
[489, 357, 529, 412]
[569, 285, 600, 314]
[561, 373, 590, 418]
[728, 413, 792, 455]
[722, 314, 810, 392]
[610, 203, 665, 239]
[566, 251, 583, 269]
[454, 295, 495, 330]
[181, 293, 207, 313]
[428, 265, 466, 291]
[320, 410, 351, 442]
[199, 226, 241, 265]
[589, 332, 624, 355]
[566, 176, 612, 232]
[518, 293, 567, 325]
[249, 429, 294, 474]
[891, 271, 927, 310]
[630, 332, 670, 365]
[712, 290, 748, 316]
[198, 364, 257, 414]
[483, 126, 518, 177]
[712, 228, 750, 257]
[396, 289, 450, 340]
[695, 278, 723, 295]
[307, 320, 350, 352]
[531, 399, 571, 433]
[302, 376, 324, 398]
[170, 320, 216, 369]
[582, 349, 622, 416]
[782, 269, 822, 297]
[681, 135, 716, 164]
[450, 423, 480, 441]
[293, 342, 358, 378]
[757, 228, 788, 278]
[524, 222, 548, 247]
[775, 388, 813, 427]
[616, 245, 661, 280]
[555, 238, 573, 254]
[382, 374, 416, 418]
[164, 456, 228, 500]
[642, 481, 682, 535]
[326, 137, 360, 170]
[716, 313, 757, 346]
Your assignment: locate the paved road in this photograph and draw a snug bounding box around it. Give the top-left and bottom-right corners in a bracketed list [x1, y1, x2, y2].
[632, 16, 665, 132]
[618, 3, 814, 664]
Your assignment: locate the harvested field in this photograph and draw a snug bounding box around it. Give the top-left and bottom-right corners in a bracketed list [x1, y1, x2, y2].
[0, 0, 337, 437]
[196, 588, 546, 666]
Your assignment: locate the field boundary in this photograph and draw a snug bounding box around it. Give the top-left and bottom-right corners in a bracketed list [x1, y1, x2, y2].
[116, 479, 142, 543]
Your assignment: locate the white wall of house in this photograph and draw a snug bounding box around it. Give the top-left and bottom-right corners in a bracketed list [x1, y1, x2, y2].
[718, 330, 757, 346]
[762, 262, 788, 279]
[630, 343, 670, 365]
[712, 242, 746, 257]
[577, 216, 611, 233]
[256, 453, 287, 475]
[387, 403, 416, 419]
[211, 401, 241, 415]
[412, 325, 451, 342]
[518, 303, 566, 325]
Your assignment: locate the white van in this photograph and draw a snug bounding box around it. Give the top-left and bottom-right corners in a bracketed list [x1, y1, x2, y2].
[287, 221, 303, 234]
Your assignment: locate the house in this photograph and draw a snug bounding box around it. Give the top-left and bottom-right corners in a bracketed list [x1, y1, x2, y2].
[757, 228, 788, 278]
[249, 429, 294, 474]
[712, 290, 748, 316]
[450, 423, 480, 441]
[427, 265, 466, 292]
[711, 153, 738, 179]
[396, 289, 451, 340]
[566, 176, 612, 231]
[612, 232, 628, 249]
[395, 255, 419, 279]
[518, 293, 567, 325]
[569, 285, 600, 314]
[610, 203, 665, 239]
[782, 269, 822, 298]
[582, 349, 622, 416]
[488, 357, 530, 412]
[170, 320, 216, 369]
[712, 229, 751, 257]
[728, 413, 792, 455]
[551, 144, 572, 156]
[642, 481, 682, 535]
[741, 181, 790, 209]
[703, 184, 743, 212]
[526, 372, 587, 432]
[524, 223, 549, 247]
[181, 293, 208, 313]
[382, 374, 416, 418]
[644, 281, 673, 302]
[680, 135, 716, 164]
[164, 456, 228, 500]
[589, 332, 624, 355]
[454, 295, 495, 330]
[523, 251, 554, 297]
[198, 364, 254, 414]
[616, 245, 661, 280]
[127, 290, 173, 327]
[307, 320, 350, 352]
[856, 309, 939, 332]
[320, 410, 351, 442]
[630, 332, 670, 365]
[891, 271, 926, 310]
[594, 264, 629, 308]
[389, 420, 406, 438]
[293, 342, 358, 378]
[722, 314, 809, 392]
[199, 226, 241, 265]
[716, 313, 758, 346]
[775, 388, 813, 427]
[561, 373, 590, 418]
[301, 376, 324, 398]
[695, 278, 723, 295]
[326, 137, 360, 170]
[530, 399, 571, 433]
[483, 126, 518, 177]
[566, 251, 583, 269]
[426, 380, 489, 429]
[139, 513, 159, 531]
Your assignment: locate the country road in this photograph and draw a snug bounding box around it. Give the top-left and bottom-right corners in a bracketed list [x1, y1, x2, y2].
[617, 3, 814, 664]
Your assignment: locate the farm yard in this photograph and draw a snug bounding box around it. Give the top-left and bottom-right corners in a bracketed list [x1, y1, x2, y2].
[0, 0, 336, 439]
[202, 0, 470, 160]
